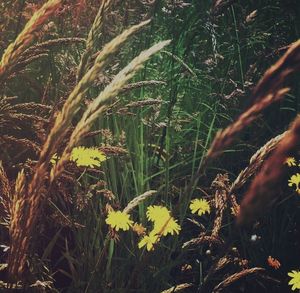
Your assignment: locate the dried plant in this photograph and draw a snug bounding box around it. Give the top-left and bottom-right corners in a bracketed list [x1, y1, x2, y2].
[182, 234, 224, 249]
[230, 132, 285, 194]
[51, 39, 170, 181]
[123, 190, 157, 214]
[8, 169, 27, 277]
[161, 283, 193, 293]
[40, 20, 151, 178]
[0, 0, 61, 83]
[76, 0, 113, 80]
[207, 40, 300, 159]
[1, 135, 41, 155]
[237, 115, 300, 226]
[211, 174, 230, 238]
[212, 0, 236, 16]
[120, 80, 167, 94]
[212, 267, 266, 293]
[6, 15, 169, 277]
[20, 37, 85, 59]
[0, 161, 11, 223]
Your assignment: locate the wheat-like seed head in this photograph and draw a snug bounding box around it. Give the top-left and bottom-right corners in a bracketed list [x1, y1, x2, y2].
[41, 20, 152, 173]
[8, 169, 27, 277]
[77, 0, 113, 80]
[207, 40, 300, 159]
[51, 39, 170, 181]
[0, 161, 11, 222]
[237, 115, 300, 226]
[230, 132, 286, 194]
[123, 190, 157, 214]
[0, 0, 61, 81]
[161, 283, 193, 293]
[212, 268, 266, 293]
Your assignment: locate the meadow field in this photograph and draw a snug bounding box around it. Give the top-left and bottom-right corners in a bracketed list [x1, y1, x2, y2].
[0, 0, 299, 292]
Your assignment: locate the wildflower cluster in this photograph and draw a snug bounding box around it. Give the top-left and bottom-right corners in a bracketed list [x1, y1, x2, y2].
[137, 205, 181, 251]
[284, 156, 300, 290]
[105, 205, 181, 252]
[285, 156, 300, 194]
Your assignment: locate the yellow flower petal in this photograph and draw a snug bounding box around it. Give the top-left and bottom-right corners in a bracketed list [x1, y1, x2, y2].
[288, 270, 300, 290]
[288, 173, 300, 194]
[285, 157, 297, 167]
[189, 199, 210, 216]
[105, 210, 133, 231]
[71, 146, 106, 168]
[138, 232, 159, 251]
[153, 217, 181, 236]
[146, 205, 170, 222]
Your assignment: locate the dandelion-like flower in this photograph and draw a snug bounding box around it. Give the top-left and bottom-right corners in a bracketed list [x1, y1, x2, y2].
[288, 270, 300, 291]
[138, 232, 159, 251]
[146, 205, 170, 222]
[153, 217, 181, 236]
[105, 210, 133, 231]
[146, 205, 181, 236]
[285, 157, 297, 167]
[189, 198, 211, 216]
[288, 173, 300, 194]
[70, 146, 106, 168]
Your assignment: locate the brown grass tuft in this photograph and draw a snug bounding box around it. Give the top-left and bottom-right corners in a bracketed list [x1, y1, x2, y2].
[237, 115, 300, 226]
[182, 234, 224, 249]
[230, 132, 286, 194]
[8, 170, 27, 277]
[161, 283, 193, 293]
[6, 21, 169, 277]
[212, 268, 266, 293]
[76, 0, 113, 80]
[211, 174, 230, 238]
[207, 40, 300, 159]
[0, 0, 61, 82]
[0, 162, 11, 223]
[51, 39, 170, 181]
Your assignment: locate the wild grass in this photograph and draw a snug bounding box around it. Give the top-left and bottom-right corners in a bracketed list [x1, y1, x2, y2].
[0, 1, 299, 292]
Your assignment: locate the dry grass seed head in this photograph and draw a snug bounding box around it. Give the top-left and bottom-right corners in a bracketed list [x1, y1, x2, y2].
[0, 161, 11, 222]
[123, 190, 157, 214]
[0, 0, 61, 82]
[212, 268, 266, 293]
[230, 132, 286, 194]
[51, 39, 170, 181]
[237, 115, 300, 226]
[207, 40, 300, 159]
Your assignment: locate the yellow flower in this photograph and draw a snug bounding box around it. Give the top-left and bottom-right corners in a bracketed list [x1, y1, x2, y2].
[288, 270, 300, 291]
[153, 216, 181, 236]
[146, 205, 170, 222]
[105, 210, 133, 231]
[138, 232, 159, 251]
[288, 173, 300, 194]
[189, 198, 210, 216]
[285, 157, 297, 167]
[70, 146, 106, 168]
[146, 205, 181, 236]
